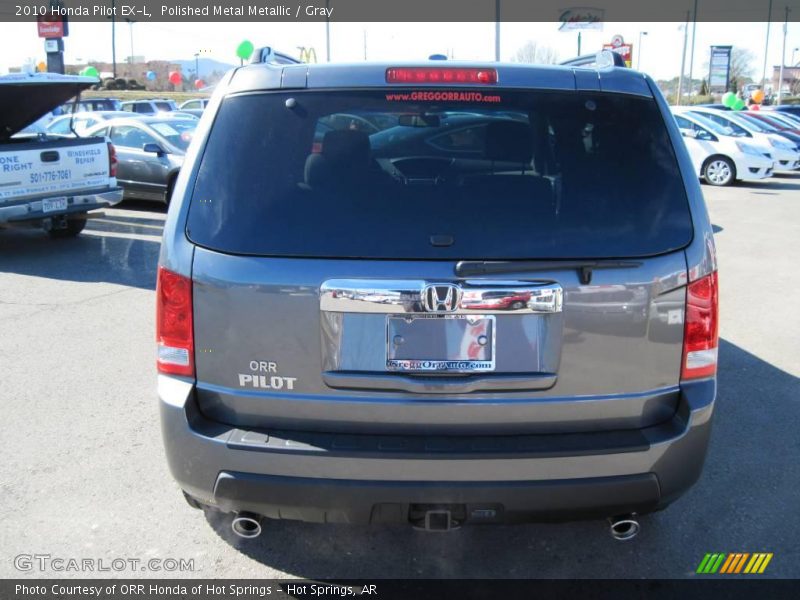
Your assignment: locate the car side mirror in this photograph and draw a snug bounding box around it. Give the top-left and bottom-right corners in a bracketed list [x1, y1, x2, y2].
[143, 142, 166, 156]
[680, 129, 698, 139]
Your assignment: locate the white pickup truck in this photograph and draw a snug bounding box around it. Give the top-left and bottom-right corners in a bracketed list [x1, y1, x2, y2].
[0, 73, 122, 237]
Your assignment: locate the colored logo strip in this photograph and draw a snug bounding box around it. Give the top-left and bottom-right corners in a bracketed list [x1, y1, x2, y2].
[698, 553, 773, 574]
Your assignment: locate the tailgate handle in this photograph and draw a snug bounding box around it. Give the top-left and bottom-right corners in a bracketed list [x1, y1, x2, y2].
[320, 280, 563, 315]
[40, 150, 60, 163]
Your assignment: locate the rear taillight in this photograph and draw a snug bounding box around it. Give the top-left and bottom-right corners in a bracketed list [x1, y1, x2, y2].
[107, 142, 117, 177]
[681, 271, 719, 380]
[386, 67, 498, 84]
[156, 267, 194, 377]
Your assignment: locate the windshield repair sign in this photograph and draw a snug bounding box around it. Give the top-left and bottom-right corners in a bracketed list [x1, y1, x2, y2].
[0, 146, 108, 201]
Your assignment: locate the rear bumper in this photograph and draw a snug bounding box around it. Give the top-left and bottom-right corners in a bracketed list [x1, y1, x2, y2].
[159, 376, 715, 524]
[0, 187, 123, 224]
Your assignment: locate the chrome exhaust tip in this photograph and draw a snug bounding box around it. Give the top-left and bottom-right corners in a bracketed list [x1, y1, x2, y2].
[608, 515, 640, 541]
[231, 512, 263, 539]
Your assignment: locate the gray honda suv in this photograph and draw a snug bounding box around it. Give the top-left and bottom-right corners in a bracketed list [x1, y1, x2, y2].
[157, 50, 719, 540]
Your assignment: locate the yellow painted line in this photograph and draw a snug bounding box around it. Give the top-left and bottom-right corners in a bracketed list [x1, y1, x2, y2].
[744, 554, 760, 574]
[734, 553, 749, 573]
[758, 553, 773, 574]
[720, 554, 736, 574]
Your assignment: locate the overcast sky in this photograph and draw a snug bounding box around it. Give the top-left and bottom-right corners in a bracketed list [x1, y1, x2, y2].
[1, 21, 798, 82]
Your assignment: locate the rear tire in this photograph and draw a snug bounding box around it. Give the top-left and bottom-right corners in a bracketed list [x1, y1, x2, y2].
[47, 215, 87, 238]
[703, 156, 736, 186]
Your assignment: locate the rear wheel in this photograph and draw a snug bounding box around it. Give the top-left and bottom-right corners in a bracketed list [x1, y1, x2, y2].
[47, 215, 87, 238]
[703, 156, 735, 186]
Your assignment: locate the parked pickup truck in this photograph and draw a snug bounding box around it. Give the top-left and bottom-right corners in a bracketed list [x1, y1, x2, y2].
[0, 73, 122, 238]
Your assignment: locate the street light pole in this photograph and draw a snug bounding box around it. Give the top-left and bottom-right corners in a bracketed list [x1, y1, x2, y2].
[126, 19, 135, 66]
[687, 0, 698, 97]
[637, 31, 648, 71]
[761, 0, 773, 90]
[495, 0, 501, 61]
[677, 13, 690, 105]
[325, 0, 330, 62]
[111, 0, 117, 78]
[194, 53, 199, 80]
[777, 6, 789, 105]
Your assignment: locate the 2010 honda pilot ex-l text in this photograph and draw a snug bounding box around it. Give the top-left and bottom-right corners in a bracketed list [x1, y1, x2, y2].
[157, 53, 719, 539]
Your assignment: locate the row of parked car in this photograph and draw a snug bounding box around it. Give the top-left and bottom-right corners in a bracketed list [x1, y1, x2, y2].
[26, 96, 209, 204]
[673, 104, 800, 186]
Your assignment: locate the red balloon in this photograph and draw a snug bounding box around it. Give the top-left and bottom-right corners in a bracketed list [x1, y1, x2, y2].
[750, 104, 760, 111]
[194, 79, 205, 90]
[168, 71, 182, 85]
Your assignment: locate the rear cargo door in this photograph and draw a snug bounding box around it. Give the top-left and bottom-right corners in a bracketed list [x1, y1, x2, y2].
[186, 86, 693, 435]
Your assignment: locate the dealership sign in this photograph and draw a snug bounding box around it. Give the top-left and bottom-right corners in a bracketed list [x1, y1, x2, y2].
[709, 45, 732, 92]
[558, 7, 604, 31]
[36, 15, 68, 38]
[603, 35, 633, 67]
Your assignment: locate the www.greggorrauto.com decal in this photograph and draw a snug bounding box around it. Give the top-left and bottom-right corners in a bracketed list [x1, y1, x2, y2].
[386, 91, 502, 103]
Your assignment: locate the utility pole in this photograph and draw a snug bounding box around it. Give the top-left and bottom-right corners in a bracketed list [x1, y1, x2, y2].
[495, 0, 501, 61]
[363, 29, 367, 60]
[111, 0, 117, 77]
[637, 31, 648, 70]
[194, 53, 199, 79]
[761, 0, 773, 90]
[677, 12, 690, 105]
[325, 0, 331, 62]
[777, 6, 789, 105]
[687, 0, 698, 97]
[577, 31, 582, 55]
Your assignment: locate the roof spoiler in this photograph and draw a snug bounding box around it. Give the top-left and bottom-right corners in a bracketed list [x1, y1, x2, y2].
[559, 50, 627, 69]
[250, 47, 304, 66]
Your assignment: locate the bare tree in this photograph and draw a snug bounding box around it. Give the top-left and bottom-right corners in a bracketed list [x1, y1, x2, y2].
[512, 41, 559, 65]
[728, 47, 757, 91]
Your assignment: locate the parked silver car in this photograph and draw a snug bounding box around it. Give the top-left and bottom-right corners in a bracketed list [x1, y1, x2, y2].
[158, 52, 719, 539]
[85, 117, 196, 203]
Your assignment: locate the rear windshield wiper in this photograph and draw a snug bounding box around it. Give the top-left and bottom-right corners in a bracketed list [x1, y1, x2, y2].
[455, 260, 643, 284]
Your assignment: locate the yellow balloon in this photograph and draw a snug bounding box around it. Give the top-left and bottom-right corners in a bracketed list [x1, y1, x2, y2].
[751, 89, 765, 104]
[37, 61, 47, 72]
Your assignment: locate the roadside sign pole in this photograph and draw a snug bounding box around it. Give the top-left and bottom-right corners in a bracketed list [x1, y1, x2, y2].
[777, 6, 789, 105]
[761, 0, 773, 91]
[677, 11, 690, 105]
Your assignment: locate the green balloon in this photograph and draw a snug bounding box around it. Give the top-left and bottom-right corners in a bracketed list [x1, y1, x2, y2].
[722, 92, 736, 108]
[733, 98, 747, 111]
[236, 40, 254, 60]
[81, 66, 99, 78]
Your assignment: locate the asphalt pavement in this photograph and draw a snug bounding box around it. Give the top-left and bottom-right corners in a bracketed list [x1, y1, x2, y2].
[1, 176, 798, 579]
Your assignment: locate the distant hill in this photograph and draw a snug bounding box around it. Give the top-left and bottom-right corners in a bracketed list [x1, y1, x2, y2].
[171, 58, 237, 78]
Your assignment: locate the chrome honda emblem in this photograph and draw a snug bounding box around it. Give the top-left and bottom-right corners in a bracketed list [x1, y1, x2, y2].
[422, 284, 461, 313]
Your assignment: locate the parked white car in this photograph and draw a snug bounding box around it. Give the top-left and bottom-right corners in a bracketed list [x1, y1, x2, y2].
[672, 110, 774, 186]
[683, 107, 800, 172]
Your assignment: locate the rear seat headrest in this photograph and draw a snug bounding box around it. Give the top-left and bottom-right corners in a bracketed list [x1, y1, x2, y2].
[484, 120, 533, 163]
[321, 129, 372, 167]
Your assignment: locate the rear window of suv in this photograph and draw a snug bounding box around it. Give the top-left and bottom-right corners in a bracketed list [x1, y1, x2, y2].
[186, 89, 692, 259]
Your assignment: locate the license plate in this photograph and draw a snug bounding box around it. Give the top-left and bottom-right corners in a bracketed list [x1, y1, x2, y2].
[41, 197, 68, 213]
[386, 314, 495, 373]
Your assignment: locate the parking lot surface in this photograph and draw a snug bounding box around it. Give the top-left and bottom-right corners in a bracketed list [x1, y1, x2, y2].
[1, 177, 798, 579]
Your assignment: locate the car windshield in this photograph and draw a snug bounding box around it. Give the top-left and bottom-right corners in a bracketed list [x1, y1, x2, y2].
[736, 113, 776, 132]
[186, 89, 692, 260]
[155, 101, 174, 111]
[688, 113, 740, 136]
[149, 120, 196, 151]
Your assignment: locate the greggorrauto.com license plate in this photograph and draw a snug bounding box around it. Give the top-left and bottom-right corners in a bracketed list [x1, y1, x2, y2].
[386, 314, 495, 373]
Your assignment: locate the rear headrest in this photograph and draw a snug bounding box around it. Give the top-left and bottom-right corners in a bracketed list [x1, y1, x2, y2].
[484, 120, 533, 163]
[321, 129, 371, 167]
